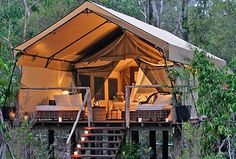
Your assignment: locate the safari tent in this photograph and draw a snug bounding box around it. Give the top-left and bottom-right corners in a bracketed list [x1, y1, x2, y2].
[13, 1, 226, 158]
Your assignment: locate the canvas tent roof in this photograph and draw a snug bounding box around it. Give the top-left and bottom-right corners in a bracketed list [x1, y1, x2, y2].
[14, 1, 226, 71]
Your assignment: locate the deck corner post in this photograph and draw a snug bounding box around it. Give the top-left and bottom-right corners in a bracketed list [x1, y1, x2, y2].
[70, 131, 77, 154]
[125, 86, 130, 128]
[48, 129, 54, 158]
[149, 130, 156, 159]
[162, 130, 168, 159]
[131, 130, 139, 144]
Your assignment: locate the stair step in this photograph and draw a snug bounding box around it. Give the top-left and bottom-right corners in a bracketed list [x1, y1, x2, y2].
[78, 140, 121, 144]
[76, 147, 119, 151]
[72, 154, 116, 158]
[84, 127, 126, 130]
[81, 133, 124, 137]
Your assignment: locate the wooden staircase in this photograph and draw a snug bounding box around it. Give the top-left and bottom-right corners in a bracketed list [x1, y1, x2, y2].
[71, 126, 126, 159]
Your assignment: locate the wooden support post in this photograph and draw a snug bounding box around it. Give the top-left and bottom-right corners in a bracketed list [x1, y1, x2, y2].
[48, 130, 54, 158]
[87, 88, 93, 127]
[131, 130, 139, 144]
[125, 87, 130, 128]
[149, 131, 156, 159]
[162, 131, 168, 159]
[173, 125, 182, 157]
[71, 131, 76, 154]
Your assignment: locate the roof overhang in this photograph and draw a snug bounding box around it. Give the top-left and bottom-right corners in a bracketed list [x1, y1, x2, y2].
[14, 1, 226, 71]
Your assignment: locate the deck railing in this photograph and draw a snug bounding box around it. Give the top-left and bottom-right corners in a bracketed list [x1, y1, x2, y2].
[20, 87, 93, 145]
[125, 84, 172, 128]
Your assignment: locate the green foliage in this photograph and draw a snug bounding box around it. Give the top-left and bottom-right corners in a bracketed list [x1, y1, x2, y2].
[191, 51, 236, 155]
[0, 57, 19, 108]
[5, 120, 50, 159]
[174, 50, 236, 158]
[188, 0, 236, 62]
[118, 136, 153, 159]
[118, 140, 140, 159]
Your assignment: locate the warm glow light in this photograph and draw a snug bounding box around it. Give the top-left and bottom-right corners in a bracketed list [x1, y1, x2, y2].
[62, 90, 69, 95]
[138, 118, 142, 122]
[84, 130, 89, 134]
[9, 111, 15, 120]
[165, 118, 169, 122]
[74, 151, 78, 155]
[58, 117, 62, 122]
[23, 113, 29, 120]
[81, 137, 85, 141]
[77, 144, 81, 148]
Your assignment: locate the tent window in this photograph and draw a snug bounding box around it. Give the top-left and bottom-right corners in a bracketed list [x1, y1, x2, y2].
[94, 76, 105, 100]
[79, 74, 91, 98]
[108, 78, 118, 100]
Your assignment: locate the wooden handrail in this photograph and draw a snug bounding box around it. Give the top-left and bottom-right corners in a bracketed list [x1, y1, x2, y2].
[66, 88, 92, 145]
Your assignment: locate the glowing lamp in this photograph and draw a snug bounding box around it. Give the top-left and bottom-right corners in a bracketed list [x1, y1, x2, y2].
[23, 113, 29, 120]
[138, 118, 142, 122]
[81, 137, 85, 141]
[84, 130, 89, 134]
[58, 117, 62, 122]
[165, 118, 169, 122]
[9, 111, 15, 120]
[74, 151, 78, 155]
[62, 90, 69, 95]
[77, 144, 81, 148]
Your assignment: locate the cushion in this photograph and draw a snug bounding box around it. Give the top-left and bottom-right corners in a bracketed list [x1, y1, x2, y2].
[70, 94, 82, 106]
[54, 94, 71, 106]
[136, 105, 163, 110]
[154, 94, 172, 105]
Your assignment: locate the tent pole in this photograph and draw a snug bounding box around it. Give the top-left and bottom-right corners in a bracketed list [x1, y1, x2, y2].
[2, 59, 17, 108]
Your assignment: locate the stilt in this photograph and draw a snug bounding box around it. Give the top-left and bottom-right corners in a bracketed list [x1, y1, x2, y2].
[48, 130, 54, 158]
[173, 125, 182, 157]
[131, 130, 139, 144]
[149, 130, 156, 159]
[162, 130, 168, 159]
[71, 131, 77, 154]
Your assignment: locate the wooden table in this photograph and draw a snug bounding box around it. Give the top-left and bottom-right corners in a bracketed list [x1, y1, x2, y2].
[92, 106, 106, 121]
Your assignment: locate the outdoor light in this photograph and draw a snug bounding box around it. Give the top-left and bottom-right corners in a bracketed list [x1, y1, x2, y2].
[23, 113, 29, 120]
[165, 118, 169, 122]
[138, 118, 142, 122]
[77, 144, 81, 148]
[9, 111, 15, 120]
[81, 137, 85, 141]
[84, 130, 89, 134]
[58, 117, 62, 122]
[62, 90, 69, 95]
[74, 151, 78, 155]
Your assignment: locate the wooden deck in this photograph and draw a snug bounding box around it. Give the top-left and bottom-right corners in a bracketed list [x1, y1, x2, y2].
[33, 119, 173, 130]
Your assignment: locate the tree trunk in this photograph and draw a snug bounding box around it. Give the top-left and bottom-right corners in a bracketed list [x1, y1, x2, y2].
[158, 0, 164, 27]
[181, 0, 189, 41]
[22, 0, 30, 41]
[148, 0, 153, 25]
[148, 0, 160, 27]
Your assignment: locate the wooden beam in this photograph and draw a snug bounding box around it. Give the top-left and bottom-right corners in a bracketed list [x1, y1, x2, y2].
[87, 88, 93, 127]
[162, 130, 168, 159]
[70, 131, 76, 154]
[131, 130, 139, 145]
[125, 87, 130, 128]
[149, 130, 156, 159]
[48, 130, 54, 158]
